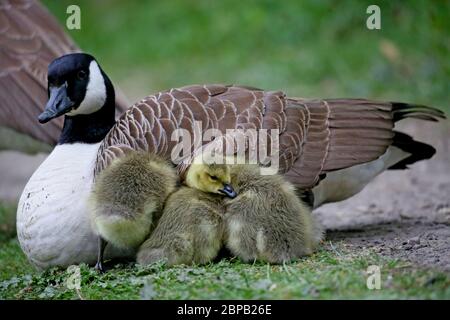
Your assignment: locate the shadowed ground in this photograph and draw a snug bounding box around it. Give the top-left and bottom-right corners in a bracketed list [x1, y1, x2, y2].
[317, 120, 450, 271]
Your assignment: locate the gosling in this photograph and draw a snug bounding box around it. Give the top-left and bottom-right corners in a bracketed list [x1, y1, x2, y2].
[137, 156, 322, 266]
[89, 152, 177, 271]
[136, 160, 235, 266]
[224, 164, 323, 264]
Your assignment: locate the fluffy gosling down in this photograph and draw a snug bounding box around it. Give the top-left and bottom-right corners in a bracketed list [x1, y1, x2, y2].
[136, 160, 234, 266]
[137, 157, 322, 266]
[136, 187, 225, 266]
[224, 164, 323, 263]
[89, 152, 177, 271]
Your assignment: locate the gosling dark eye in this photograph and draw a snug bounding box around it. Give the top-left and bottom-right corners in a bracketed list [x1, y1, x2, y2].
[210, 175, 218, 181]
[77, 70, 87, 80]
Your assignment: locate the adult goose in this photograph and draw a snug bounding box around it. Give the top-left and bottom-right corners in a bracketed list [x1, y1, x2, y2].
[17, 53, 444, 269]
[0, 0, 128, 146]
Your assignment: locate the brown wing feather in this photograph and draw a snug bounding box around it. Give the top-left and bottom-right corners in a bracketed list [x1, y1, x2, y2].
[95, 84, 444, 189]
[283, 99, 396, 188]
[0, 0, 128, 145]
[95, 85, 263, 176]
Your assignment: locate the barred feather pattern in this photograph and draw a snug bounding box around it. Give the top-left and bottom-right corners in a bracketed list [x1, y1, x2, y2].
[94, 84, 444, 189]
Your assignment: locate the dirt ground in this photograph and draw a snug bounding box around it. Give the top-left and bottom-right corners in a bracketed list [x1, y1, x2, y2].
[317, 120, 450, 272]
[1, 120, 449, 271]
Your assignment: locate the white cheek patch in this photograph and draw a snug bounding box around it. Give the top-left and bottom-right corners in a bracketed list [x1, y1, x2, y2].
[67, 60, 106, 116]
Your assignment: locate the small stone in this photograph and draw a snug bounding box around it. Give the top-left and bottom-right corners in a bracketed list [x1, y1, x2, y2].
[356, 206, 368, 212]
[408, 236, 420, 245]
[426, 233, 437, 240]
[436, 204, 450, 214]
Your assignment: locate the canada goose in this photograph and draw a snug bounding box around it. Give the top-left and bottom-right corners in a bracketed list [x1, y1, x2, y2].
[137, 186, 224, 266]
[89, 152, 177, 272]
[17, 52, 444, 269]
[0, 0, 128, 146]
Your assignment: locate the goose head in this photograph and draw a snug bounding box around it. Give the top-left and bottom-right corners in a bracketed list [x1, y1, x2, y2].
[185, 159, 237, 198]
[38, 53, 116, 144]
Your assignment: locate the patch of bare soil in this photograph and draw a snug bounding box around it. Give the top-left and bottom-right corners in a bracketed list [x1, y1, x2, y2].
[316, 120, 450, 272]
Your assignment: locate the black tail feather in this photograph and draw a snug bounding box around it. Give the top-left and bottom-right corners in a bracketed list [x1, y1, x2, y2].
[388, 131, 436, 170]
[392, 102, 446, 122]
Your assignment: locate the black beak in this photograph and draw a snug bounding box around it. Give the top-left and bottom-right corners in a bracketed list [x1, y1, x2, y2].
[38, 84, 75, 124]
[219, 184, 237, 198]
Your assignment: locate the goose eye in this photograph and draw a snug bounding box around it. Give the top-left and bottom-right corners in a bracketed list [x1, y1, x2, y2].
[77, 70, 87, 80]
[210, 175, 218, 181]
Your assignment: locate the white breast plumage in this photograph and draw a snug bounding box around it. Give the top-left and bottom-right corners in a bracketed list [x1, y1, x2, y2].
[16, 143, 129, 269]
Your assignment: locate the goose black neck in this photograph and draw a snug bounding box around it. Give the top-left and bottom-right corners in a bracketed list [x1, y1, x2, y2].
[58, 73, 116, 145]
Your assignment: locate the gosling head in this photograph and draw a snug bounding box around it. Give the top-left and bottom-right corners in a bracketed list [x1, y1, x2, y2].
[185, 162, 237, 198]
[38, 53, 114, 124]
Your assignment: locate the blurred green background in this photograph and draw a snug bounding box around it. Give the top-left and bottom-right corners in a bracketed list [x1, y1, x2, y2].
[1, 1, 449, 299]
[44, 0, 449, 109]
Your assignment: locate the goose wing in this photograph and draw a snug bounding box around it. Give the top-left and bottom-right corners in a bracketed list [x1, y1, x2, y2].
[95, 84, 444, 189]
[0, 0, 128, 145]
[283, 99, 444, 188]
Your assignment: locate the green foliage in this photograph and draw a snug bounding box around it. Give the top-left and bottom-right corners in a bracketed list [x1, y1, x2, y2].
[0, 239, 34, 282]
[43, 0, 449, 110]
[0, 127, 52, 154]
[1, 199, 449, 299]
[0, 203, 16, 243]
[1, 239, 449, 299]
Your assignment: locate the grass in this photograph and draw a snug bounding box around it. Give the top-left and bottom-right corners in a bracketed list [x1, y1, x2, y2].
[1, 239, 449, 300]
[0, 203, 16, 243]
[0, 203, 449, 300]
[0, 127, 52, 154]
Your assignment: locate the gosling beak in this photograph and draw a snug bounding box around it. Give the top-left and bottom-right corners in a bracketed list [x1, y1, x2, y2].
[219, 184, 237, 198]
[38, 84, 75, 123]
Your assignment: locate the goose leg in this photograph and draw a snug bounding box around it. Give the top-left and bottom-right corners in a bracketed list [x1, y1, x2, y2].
[94, 237, 107, 273]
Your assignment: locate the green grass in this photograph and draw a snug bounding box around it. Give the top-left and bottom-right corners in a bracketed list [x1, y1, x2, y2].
[43, 0, 449, 111]
[0, 127, 52, 154]
[1, 202, 449, 300]
[1, 238, 449, 300]
[0, 203, 16, 243]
